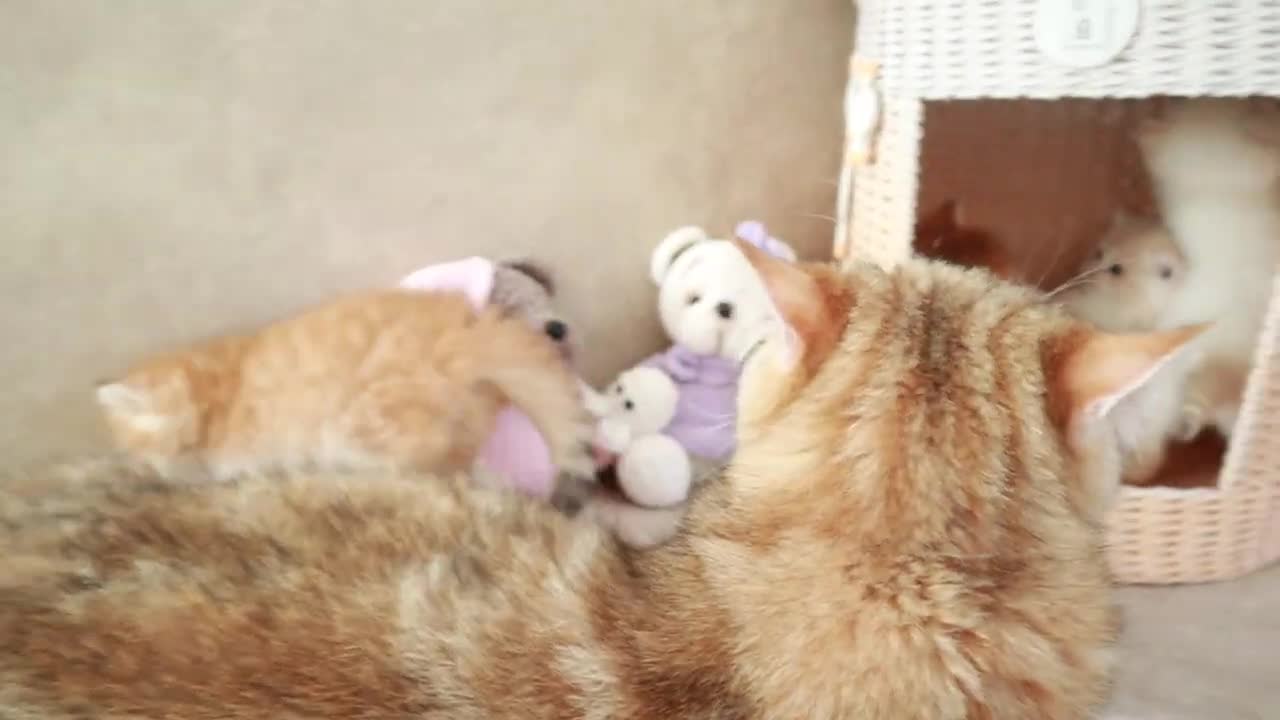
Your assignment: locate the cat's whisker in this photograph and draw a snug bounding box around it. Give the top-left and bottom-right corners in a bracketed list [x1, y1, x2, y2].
[804, 212, 839, 226]
[1043, 265, 1105, 301]
[1035, 232, 1071, 290]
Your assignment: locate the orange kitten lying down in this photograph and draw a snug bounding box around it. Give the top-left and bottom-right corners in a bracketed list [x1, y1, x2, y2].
[95, 289, 593, 480]
[7, 248, 1203, 718]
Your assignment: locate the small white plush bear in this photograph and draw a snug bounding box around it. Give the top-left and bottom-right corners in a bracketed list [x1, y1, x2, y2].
[587, 366, 692, 508]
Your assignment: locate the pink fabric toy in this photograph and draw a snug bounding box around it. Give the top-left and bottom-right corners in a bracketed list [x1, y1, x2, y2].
[399, 257, 557, 500]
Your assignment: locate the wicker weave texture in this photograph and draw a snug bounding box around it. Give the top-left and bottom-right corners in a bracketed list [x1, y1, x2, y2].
[843, 96, 921, 270]
[860, 1, 1280, 100]
[839, 3, 1280, 585]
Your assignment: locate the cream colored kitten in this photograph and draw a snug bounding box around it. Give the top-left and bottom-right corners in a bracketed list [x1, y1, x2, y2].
[1058, 215, 1202, 484]
[1061, 214, 1187, 334]
[1139, 98, 1280, 438]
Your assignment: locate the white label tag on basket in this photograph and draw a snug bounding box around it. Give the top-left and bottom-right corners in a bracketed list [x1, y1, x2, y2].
[1034, 0, 1140, 68]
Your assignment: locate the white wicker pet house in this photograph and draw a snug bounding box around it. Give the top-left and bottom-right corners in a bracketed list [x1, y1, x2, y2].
[835, 0, 1280, 584]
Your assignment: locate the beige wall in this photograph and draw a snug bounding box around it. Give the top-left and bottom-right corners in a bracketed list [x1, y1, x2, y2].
[0, 0, 853, 462]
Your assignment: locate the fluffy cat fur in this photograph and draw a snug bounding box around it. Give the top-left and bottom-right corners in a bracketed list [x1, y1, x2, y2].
[4, 250, 1204, 719]
[1057, 214, 1201, 484]
[1060, 214, 1187, 334]
[1139, 97, 1280, 438]
[95, 286, 593, 481]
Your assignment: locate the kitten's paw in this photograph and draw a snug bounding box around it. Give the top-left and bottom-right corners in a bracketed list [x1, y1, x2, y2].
[552, 421, 599, 479]
[1173, 403, 1208, 443]
[548, 472, 596, 516]
[1121, 461, 1162, 487]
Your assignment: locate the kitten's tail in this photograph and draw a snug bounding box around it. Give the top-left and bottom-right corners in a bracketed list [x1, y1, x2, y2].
[465, 312, 595, 478]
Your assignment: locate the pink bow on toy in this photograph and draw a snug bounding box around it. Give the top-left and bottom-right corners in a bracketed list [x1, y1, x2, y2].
[399, 256, 496, 312]
[735, 220, 797, 262]
[398, 257, 557, 500]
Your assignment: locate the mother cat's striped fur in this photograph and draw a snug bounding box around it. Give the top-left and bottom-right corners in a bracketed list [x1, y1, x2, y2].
[1, 247, 1202, 719]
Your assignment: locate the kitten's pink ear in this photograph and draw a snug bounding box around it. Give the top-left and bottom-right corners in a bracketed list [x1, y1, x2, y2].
[1056, 324, 1208, 422]
[95, 381, 172, 432]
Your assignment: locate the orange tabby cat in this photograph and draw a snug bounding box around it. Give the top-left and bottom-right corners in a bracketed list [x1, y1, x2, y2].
[94, 288, 593, 480]
[4, 248, 1202, 719]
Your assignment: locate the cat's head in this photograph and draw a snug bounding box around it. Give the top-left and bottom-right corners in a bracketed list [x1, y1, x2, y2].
[95, 361, 201, 463]
[729, 240, 1204, 529]
[1058, 213, 1187, 333]
[1139, 99, 1280, 194]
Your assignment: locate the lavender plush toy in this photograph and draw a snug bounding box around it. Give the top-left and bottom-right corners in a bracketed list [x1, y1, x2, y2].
[584, 220, 796, 530]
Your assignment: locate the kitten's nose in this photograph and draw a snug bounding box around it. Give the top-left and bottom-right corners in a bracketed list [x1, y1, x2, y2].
[715, 301, 734, 320]
[544, 319, 568, 341]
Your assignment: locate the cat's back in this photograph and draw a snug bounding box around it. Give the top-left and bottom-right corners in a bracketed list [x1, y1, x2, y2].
[242, 288, 479, 386]
[209, 289, 497, 460]
[0, 457, 614, 719]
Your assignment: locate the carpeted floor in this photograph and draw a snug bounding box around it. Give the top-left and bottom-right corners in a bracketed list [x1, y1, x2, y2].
[1105, 563, 1279, 719]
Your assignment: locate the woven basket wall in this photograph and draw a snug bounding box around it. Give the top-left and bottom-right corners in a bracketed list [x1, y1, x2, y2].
[836, 1, 1280, 585]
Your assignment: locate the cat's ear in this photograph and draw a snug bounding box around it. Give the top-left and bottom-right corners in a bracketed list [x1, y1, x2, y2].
[95, 381, 150, 414]
[1055, 324, 1208, 423]
[914, 200, 959, 249]
[1051, 323, 1206, 517]
[95, 381, 171, 432]
[733, 238, 843, 370]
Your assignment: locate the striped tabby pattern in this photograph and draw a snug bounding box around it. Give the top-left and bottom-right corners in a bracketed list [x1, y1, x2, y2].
[2, 254, 1203, 719]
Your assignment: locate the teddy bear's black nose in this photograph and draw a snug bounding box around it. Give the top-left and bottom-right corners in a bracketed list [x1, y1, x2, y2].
[715, 301, 734, 320]
[544, 319, 568, 341]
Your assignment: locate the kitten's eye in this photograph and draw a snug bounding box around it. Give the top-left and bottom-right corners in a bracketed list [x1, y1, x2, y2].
[623, 399, 634, 411]
[1159, 265, 1174, 280]
[1109, 263, 1124, 276]
[686, 293, 702, 306]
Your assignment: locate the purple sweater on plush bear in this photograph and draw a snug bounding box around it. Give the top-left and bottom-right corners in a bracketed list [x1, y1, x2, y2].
[641, 345, 739, 462]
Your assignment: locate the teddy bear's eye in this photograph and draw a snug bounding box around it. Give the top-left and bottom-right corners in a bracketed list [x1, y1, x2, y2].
[1159, 265, 1174, 280]
[686, 293, 701, 306]
[623, 399, 634, 411]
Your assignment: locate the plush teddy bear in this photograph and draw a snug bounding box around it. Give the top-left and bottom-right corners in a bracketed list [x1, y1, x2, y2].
[578, 220, 797, 547]
[589, 366, 692, 508]
[641, 219, 796, 465]
[398, 256, 582, 500]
